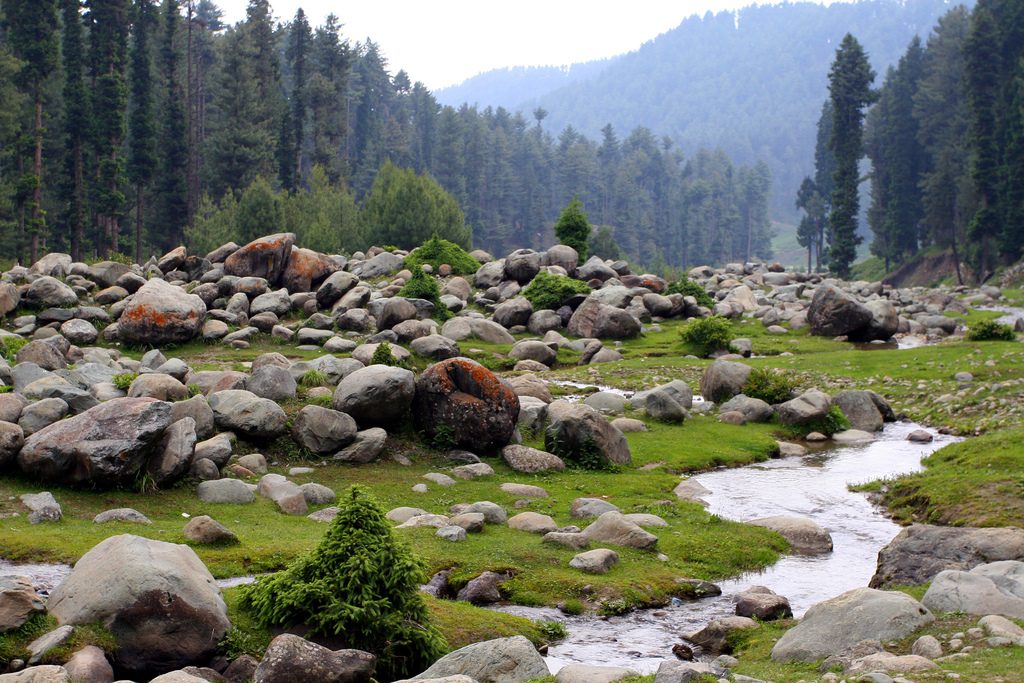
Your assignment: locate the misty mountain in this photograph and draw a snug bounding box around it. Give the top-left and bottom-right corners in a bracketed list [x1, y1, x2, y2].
[436, 61, 611, 111]
[436, 0, 970, 219]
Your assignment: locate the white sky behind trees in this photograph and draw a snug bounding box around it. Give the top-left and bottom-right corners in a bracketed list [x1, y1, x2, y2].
[218, 0, 848, 91]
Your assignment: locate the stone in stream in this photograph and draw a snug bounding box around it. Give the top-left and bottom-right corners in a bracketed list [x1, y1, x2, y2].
[555, 664, 637, 683]
[398, 635, 547, 682]
[455, 571, 510, 605]
[774, 389, 831, 426]
[0, 575, 46, 631]
[686, 616, 759, 654]
[699, 360, 752, 403]
[734, 586, 792, 621]
[748, 516, 832, 555]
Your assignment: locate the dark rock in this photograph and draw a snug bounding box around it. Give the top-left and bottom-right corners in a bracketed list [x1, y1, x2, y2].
[545, 401, 632, 467]
[699, 360, 752, 403]
[253, 634, 376, 683]
[807, 285, 873, 337]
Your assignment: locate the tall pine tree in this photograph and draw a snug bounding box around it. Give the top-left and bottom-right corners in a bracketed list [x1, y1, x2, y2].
[59, 0, 90, 260]
[153, 0, 188, 251]
[127, 0, 157, 262]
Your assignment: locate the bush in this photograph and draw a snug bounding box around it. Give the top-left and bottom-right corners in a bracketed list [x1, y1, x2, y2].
[0, 336, 27, 362]
[966, 319, 1016, 341]
[666, 277, 714, 308]
[240, 485, 447, 680]
[112, 372, 138, 391]
[742, 367, 798, 405]
[405, 233, 480, 275]
[784, 404, 850, 438]
[398, 269, 453, 322]
[554, 196, 591, 260]
[370, 341, 403, 367]
[679, 316, 734, 357]
[300, 369, 328, 387]
[522, 271, 590, 311]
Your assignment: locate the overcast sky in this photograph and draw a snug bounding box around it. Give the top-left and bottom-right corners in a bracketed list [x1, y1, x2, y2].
[216, 1, 845, 91]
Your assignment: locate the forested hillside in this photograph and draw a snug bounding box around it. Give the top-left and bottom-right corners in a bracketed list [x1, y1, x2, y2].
[441, 0, 964, 219]
[0, 0, 773, 272]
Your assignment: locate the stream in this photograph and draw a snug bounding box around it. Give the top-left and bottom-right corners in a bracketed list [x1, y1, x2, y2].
[496, 421, 960, 674]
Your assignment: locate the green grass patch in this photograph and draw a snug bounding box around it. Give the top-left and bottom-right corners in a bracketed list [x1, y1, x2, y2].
[0, 613, 116, 668]
[624, 416, 780, 471]
[853, 426, 1024, 527]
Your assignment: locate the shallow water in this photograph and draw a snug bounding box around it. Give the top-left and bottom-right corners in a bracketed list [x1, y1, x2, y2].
[498, 421, 959, 674]
[979, 304, 1024, 328]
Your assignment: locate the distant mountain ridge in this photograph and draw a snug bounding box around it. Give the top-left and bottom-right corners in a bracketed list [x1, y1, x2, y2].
[436, 0, 971, 219]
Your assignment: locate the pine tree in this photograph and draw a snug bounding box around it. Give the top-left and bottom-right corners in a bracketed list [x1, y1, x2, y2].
[3, 0, 60, 264]
[153, 0, 188, 251]
[283, 8, 310, 191]
[827, 33, 876, 279]
[127, 0, 157, 263]
[240, 485, 447, 681]
[59, 0, 90, 260]
[553, 195, 591, 260]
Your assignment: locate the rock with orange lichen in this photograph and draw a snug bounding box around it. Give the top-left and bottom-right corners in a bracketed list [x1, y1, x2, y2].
[412, 358, 520, 452]
[118, 278, 207, 346]
[223, 233, 296, 284]
[280, 245, 339, 293]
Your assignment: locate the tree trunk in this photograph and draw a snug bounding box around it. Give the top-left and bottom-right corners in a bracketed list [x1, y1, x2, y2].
[71, 140, 84, 261]
[30, 95, 44, 265]
[135, 184, 145, 264]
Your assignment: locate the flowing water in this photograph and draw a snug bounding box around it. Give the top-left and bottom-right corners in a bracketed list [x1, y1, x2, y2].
[497, 421, 960, 674]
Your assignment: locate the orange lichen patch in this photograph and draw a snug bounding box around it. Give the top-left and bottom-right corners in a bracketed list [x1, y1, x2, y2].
[640, 278, 666, 293]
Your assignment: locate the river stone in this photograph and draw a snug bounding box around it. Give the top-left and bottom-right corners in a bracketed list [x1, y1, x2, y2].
[170, 395, 215, 440]
[18, 397, 69, 436]
[651, 660, 718, 683]
[545, 401, 631, 467]
[24, 276, 78, 308]
[301, 482, 336, 505]
[208, 390, 287, 439]
[735, 588, 793, 621]
[0, 392, 29, 424]
[352, 250, 404, 279]
[386, 507, 428, 525]
[493, 297, 534, 329]
[852, 299, 900, 342]
[16, 340, 67, 371]
[911, 634, 943, 658]
[507, 512, 557, 534]
[569, 548, 619, 574]
[718, 395, 773, 422]
[0, 421, 25, 469]
[333, 365, 415, 427]
[870, 524, 1024, 588]
[196, 479, 255, 504]
[807, 285, 873, 337]
[452, 463, 494, 480]
[0, 575, 45, 631]
[748, 516, 832, 555]
[0, 665, 72, 682]
[0, 282, 21, 316]
[555, 664, 635, 683]
[254, 634, 376, 683]
[770, 587, 933, 662]
[223, 233, 295, 284]
[128, 373, 188, 402]
[118, 279, 206, 345]
[407, 635, 547, 682]
[333, 426, 388, 463]
[63, 645, 114, 683]
[567, 297, 641, 339]
[59, 319, 97, 345]
[581, 511, 657, 550]
[922, 561, 1024, 618]
[906, 429, 933, 443]
[292, 405, 357, 454]
[47, 534, 229, 676]
[571, 498, 620, 518]
[193, 432, 233, 467]
[980, 614, 1024, 641]
[93, 508, 152, 525]
[183, 515, 238, 545]
[583, 391, 628, 415]
[501, 445, 565, 473]
[774, 389, 831, 426]
[832, 429, 874, 444]
[448, 512, 485, 533]
[610, 417, 647, 432]
[623, 513, 669, 528]
[542, 532, 591, 550]
[412, 358, 520, 452]
[456, 571, 509, 605]
[499, 483, 548, 498]
[833, 390, 885, 432]
[700, 360, 752, 403]
[17, 397, 171, 487]
[686, 616, 759, 654]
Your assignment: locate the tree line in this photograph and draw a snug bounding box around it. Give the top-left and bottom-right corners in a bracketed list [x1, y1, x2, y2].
[797, 0, 1023, 281]
[0, 0, 773, 271]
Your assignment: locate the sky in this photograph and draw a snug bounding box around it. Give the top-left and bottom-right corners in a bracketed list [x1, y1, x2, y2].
[217, 1, 844, 91]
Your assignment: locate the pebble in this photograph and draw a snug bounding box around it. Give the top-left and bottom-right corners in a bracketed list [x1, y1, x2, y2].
[412, 483, 428, 493]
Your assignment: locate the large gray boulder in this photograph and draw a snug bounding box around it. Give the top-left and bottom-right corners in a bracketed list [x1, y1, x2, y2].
[406, 635, 547, 682]
[333, 365, 415, 427]
[223, 233, 296, 284]
[0, 421, 25, 470]
[0, 282, 19, 316]
[922, 561, 1024, 618]
[567, 297, 640, 339]
[807, 285, 873, 337]
[501, 445, 565, 473]
[770, 588, 933, 662]
[118, 279, 207, 346]
[292, 405, 358, 454]
[581, 511, 657, 550]
[774, 389, 831, 426]
[871, 524, 1024, 588]
[412, 358, 520, 452]
[23, 276, 78, 308]
[208, 390, 287, 439]
[246, 364, 297, 401]
[254, 634, 376, 683]
[146, 417, 197, 487]
[17, 398, 172, 487]
[0, 575, 45, 631]
[699, 360, 752, 404]
[833, 390, 885, 432]
[503, 249, 542, 284]
[352, 251, 404, 279]
[492, 297, 533, 328]
[851, 299, 900, 342]
[280, 246, 337, 294]
[545, 401, 631, 467]
[47, 534, 230, 676]
[749, 516, 833, 555]
[719, 394, 773, 422]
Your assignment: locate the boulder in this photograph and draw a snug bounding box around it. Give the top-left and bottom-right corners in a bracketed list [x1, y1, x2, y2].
[571, 498, 620, 518]
[455, 571, 509, 605]
[503, 249, 542, 284]
[0, 282, 19, 316]
[508, 339, 556, 367]
[870, 524, 1024, 588]
[352, 251, 404, 279]
[774, 390, 831, 426]
[333, 427, 388, 463]
[0, 421, 25, 469]
[699, 361, 752, 403]
[807, 285, 873, 337]
[770, 588, 933, 662]
[569, 548, 619, 574]
[17, 398, 172, 487]
[412, 358, 520, 452]
[567, 297, 641, 339]
[146, 417, 197, 487]
[748, 516, 832, 555]
[280, 246, 337, 293]
[735, 587, 793, 621]
[544, 401, 631, 467]
[833, 390, 884, 432]
[922, 561, 1024, 618]
[15, 341, 67, 371]
[686, 616, 759, 654]
[406, 635, 547, 682]
[246, 365, 297, 401]
[582, 511, 657, 550]
[501, 445, 565, 473]
[208, 390, 287, 439]
[23, 276, 78, 308]
[223, 233, 296, 284]
[0, 665, 72, 682]
[118, 279, 206, 346]
[63, 645, 114, 683]
[253, 634, 376, 683]
[411, 334, 461, 360]
[333, 365, 416, 427]
[507, 512, 557, 534]
[183, 515, 238, 545]
[316, 271, 359, 309]
[196, 479, 255, 504]
[47, 534, 230, 676]
[555, 664, 634, 683]
[852, 299, 900, 342]
[718, 395, 772, 422]
[292, 405, 358, 454]
[93, 508, 152, 524]
[128, 373, 188, 402]
[20, 491, 62, 524]
[0, 575, 45, 631]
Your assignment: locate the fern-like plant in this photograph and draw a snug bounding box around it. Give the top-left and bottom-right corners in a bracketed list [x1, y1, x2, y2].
[240, 485, 448, 680]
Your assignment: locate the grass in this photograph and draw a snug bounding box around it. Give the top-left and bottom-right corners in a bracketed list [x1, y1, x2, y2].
[0, 613, 116, 668]
[853, 425, 1024, 527]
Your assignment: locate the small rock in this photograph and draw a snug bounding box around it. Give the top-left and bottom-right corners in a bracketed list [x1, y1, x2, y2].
[569, 548, 619, 574]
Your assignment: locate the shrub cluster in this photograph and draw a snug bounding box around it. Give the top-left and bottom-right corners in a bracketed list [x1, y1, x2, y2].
[522, 271, 590, 311]
[0, 336, 27, 362]
[966, 319, 1016, 341]
[405, 234, 480, 275]
[666, 277, 715, 308]
[398, 269, 453, 322]
[112, 372, 139, 391]
[240, 485, 448, 680]
[679, 316, 734, 357]
[742, 367, 798, 405]
[370, 341, 404, 367]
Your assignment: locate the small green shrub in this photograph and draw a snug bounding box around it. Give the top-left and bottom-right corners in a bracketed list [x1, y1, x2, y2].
[219, 626, 270, 660]
[742, 367, 798, 405]
[428, 423, 456, 450]
[666, 277, 714, 308]
[399, 269, 453, 322]
[405, 233, 480, 275]
[536, 621, 568, 641]
[0, 385, 11, 394]
[300, 369, 328, 387]
[559, 598, 585, 616]
[0, 336, 27, 361]
[371, 341, 404, 367]
[522, 270, 590, 311]
[240, 485, 448, 681]
[112, 372, 139, 391]
[967, 319, 1016, 341]
[784, 404, 851, 438]
[679, 316, 734, 357]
